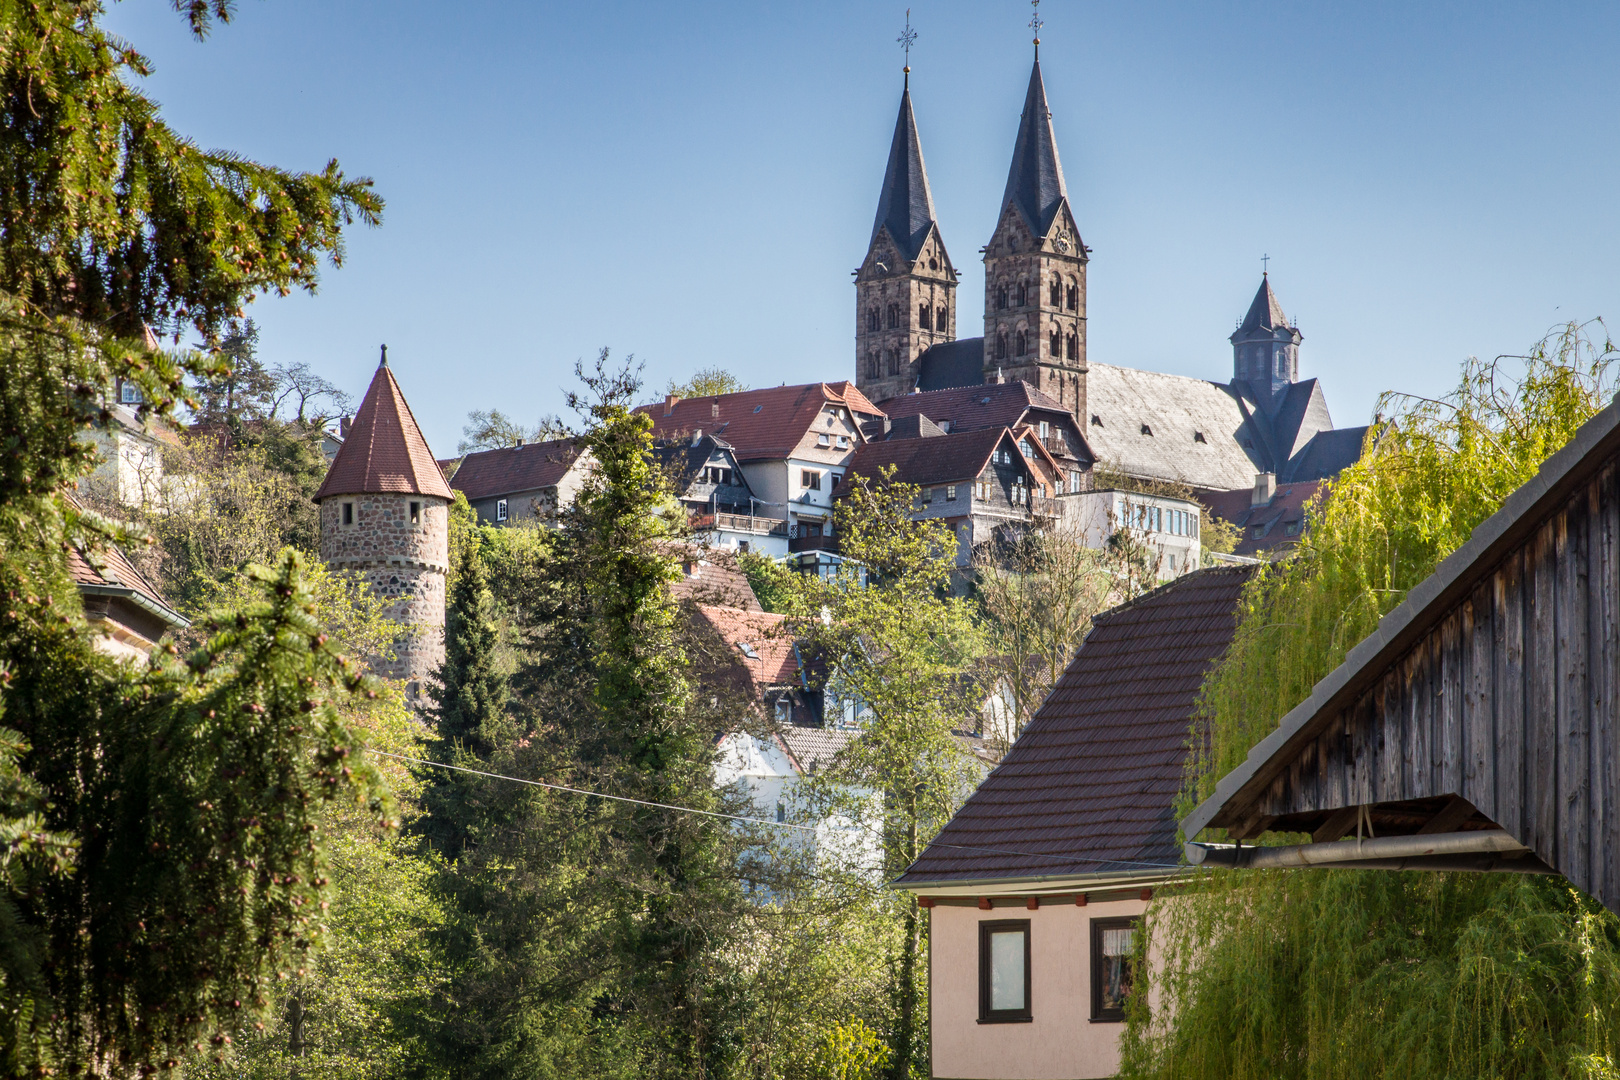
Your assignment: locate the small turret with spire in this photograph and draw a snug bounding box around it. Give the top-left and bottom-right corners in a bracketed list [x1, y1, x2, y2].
[1230, 272, 1302, 402]
[854, 12, 957, 405]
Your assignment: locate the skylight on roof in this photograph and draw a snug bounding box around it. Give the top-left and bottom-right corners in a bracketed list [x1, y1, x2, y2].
[736, 642, 760, 660]
[753, 405, 763, 413]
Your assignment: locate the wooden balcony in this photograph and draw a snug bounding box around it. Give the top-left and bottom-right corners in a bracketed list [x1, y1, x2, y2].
[691, 512, 790, 537]
[788, 534, 841, 554]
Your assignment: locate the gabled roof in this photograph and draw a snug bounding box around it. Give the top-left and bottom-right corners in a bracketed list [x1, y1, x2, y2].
[1084, 363, 1267, 489]
[638, 383, 884, 463]
[897, 566, 1255, 887]
[1200, 480, 1326, 556]
[871, 86, 941, 264]
[1000, 59, 1070, 239]
[1284, 425, 1369, 485]
[668, 549, 763, 612]
[912, 338, 986, 394]
[881, 379, 1071, 433]
[694, 604, 796, 688]
[778, 725, 855, 774]
[68, 542, 188, 629]
[314, 360, 452, 502]
[449, 438, 583, 502]
[841, 426, 1016, 488]
[1233, 274, 1291, 338]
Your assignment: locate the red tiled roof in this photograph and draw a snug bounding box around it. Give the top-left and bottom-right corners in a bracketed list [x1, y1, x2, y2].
[449, 439, 582, 501]
[897, 566, 1255, 886]
[638, 383, 886, 463]
[841, 427, 1013, 488]
[695, 604, 797, 689]
[878, 380, 1068, 432]
[314, 362, 452, 501]
[667, 548, 763, 612]
[68, 543, 186, 627]
[1199, 480, 1325, 555]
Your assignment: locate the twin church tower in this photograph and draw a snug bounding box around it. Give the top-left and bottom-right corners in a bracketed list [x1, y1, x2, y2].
[854, 51, 1088, 413]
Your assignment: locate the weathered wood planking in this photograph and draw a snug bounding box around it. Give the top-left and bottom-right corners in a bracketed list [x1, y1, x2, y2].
[1253, 465, 1620, 909]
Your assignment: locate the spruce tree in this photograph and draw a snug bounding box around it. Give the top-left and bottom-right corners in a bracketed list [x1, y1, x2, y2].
[0, 3, 384, 1074]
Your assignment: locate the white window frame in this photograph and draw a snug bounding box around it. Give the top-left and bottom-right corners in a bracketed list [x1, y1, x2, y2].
[496, 499, 508, 522]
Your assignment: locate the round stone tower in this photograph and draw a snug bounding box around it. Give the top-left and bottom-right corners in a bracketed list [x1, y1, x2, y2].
[313, 347, 452, 702]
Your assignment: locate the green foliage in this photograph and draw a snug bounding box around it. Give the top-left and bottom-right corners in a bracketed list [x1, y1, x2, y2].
[1123, 323, 1620, 1080]
[791, 466, 986, 1078]
[665, 367, 749, 400]
[805, 1019, 893, 1080]
[736, 549, 798, 615]
[456, 408, 568, 454]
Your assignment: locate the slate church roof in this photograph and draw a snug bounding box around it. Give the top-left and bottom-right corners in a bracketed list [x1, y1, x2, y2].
[1001, 59, 1070, 238]
[871, 85, 940, 263]
[1235, 274, 1290, 336]
[897, 565, 1255, 887]
[315, 353, 452, 502]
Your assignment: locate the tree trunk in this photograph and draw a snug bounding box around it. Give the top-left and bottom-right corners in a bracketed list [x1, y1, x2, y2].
[287, 987, 306, 1070]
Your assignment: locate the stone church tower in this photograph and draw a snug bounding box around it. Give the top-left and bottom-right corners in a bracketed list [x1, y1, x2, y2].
[854, 71, 958, 405]
[982, 53, 1088, 417]
[313, 347, 452, 703]
[1230, 274, 1302, 400]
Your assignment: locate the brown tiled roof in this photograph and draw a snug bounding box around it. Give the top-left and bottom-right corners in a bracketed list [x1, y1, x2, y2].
[878, 380, 1069, 433]
[777, 725, 854, 773]
[1199, 480, 1325, 555]
[638, 383, 885, 463]
[841, 427, 1013, 488]
[667, 549, 763, 612]
[314, 362, 452, 501]
[896, 565, 1255, 886]
[449, 439, 581, 502]
[694, 604, 797, 688]
[68, 543, 187, 627]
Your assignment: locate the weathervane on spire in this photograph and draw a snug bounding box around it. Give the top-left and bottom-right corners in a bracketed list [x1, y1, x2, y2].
[1030, 0, 1043, 54]
[897, 9, 916, 87]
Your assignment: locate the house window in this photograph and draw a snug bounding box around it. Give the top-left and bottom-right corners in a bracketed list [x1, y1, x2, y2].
[1070, 470, 1082, 490]
[342, 502, 354, 526]
[836, 435, 849, 448]
[409, 500, 421, 525]
[1285, 521, 1301, 536]
[818, 433, 831, 447]
[979, 920, 1032, 1023]
[1021, 440, 1035, 459]
[831, 473, 842, 489]
[775, 698, 790, 723]
[119, 380, 143, 404]
[496, 499, 509, 522]
[946, 485, 957, 502]
[922, 486, 934, 504]
[802, 470, 822, 491]
[1091, 916, 1139, 1022]
[1039, 421, 1050, 440]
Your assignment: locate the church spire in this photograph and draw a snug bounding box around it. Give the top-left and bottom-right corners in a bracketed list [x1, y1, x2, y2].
[1231, 273, 1303, 398]
[1000, 58, 1069, 239]
[870, 83, 939, 263]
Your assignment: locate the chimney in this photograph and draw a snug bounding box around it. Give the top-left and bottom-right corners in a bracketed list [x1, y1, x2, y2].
[711, 400, 720, 419]
[664, 394, 680, 416]
[515, 438, 524, 448]
[338, 415, 352, 438]
[692, 428, 703, 446]
[1252, 471, 1276, 507]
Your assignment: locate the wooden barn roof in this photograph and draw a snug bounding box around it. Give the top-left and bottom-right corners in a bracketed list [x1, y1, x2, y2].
[1182, 396, 1620, 906]
[896, 565, 1254, 891]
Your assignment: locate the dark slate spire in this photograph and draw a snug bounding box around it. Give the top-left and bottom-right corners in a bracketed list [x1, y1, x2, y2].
[1237, 274, 1289, 334]
[870, 85, 939, 263]
[1000, 59, 1068, 238]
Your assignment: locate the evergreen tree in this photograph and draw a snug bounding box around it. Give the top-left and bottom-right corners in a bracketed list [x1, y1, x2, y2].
[0, 2, 384, 1073]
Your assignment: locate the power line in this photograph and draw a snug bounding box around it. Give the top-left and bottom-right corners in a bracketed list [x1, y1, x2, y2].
[374, 750, 1185, 873]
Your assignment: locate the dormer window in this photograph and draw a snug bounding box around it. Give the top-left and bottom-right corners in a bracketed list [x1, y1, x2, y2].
[1194, 431, 1207, 443]
[1091, 415, 1103, 427]
[817, 433, 831, 447]
[1141, 425, 1153, 436]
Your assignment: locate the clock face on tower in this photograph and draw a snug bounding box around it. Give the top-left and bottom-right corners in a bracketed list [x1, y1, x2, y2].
[1055, 233, 1071, 254]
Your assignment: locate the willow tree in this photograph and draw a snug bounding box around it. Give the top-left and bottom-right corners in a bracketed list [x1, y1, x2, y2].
[1123, 323, 1620, 1080]
[0, 1, 385, 1074]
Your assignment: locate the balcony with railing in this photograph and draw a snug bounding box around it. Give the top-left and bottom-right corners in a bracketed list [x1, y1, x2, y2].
[788, 533, 841, 554]
[690, 512, 790, 537]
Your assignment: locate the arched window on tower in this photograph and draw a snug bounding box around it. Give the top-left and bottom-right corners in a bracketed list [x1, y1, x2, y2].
[886, 304, 899, 329]
[866, 350, 880, 378]
[1016, 330, 1027, 356]
[1066, 281, 1078, 311]
[919, 302, 930, 329]
[1049, 277, 1061, 306]
[996, 285, 1009, 311]
[936, 306, 948, 332]
[1066, 332, 1078, 361]
[1049, 328, 1062, 357]
[996, 333, 1008, 361]
[1016, 281, 1028, 306]
[866, 307, 880, 332]
[887, 349, 901, 376]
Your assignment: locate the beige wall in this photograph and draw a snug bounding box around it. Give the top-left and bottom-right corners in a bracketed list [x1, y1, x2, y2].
[930, 896, 1147, 1080]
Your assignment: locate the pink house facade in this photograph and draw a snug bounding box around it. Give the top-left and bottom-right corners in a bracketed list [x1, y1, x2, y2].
[894, 566, 1254, 1079]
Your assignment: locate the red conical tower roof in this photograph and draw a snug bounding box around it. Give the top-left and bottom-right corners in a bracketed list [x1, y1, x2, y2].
[314, 350, 452, 502]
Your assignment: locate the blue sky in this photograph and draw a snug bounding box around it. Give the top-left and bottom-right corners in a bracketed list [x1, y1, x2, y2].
[105, 1, 1620, 455]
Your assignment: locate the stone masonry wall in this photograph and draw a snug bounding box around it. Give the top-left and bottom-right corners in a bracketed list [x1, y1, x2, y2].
[982, 203, 1088, 421]
[319, 493, 448, 696]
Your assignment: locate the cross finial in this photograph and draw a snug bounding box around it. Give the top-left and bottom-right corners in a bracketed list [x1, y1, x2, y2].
[1261, 254, 1270, 276]
[1030, 0, 1043, 54]
[897, 9, 916, 87]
